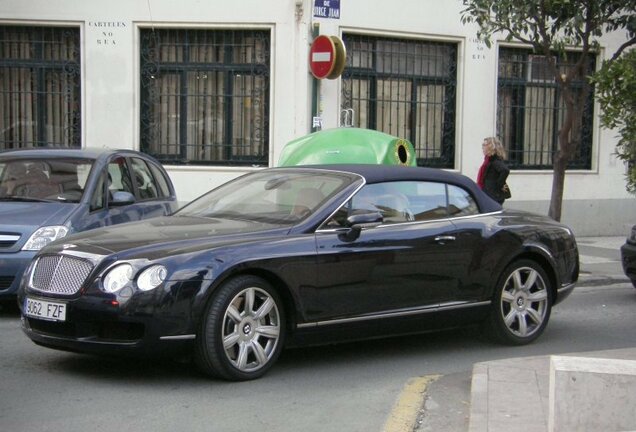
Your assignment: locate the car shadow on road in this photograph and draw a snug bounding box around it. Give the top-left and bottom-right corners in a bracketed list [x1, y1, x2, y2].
[276, 326, 484, 371]
[23, 326, 484, 385]
[44, 353, 207, 384]
[0, 300, 20, 317]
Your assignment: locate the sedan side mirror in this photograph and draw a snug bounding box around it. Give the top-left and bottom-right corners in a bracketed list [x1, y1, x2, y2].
[110, 191, 136, 207]
[339, 211, 383, 241]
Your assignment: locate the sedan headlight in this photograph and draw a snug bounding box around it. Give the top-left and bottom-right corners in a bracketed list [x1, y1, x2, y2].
[137, 265, 167, 291]
[22, 226, 69, 251]
[103, 264, 133, 293]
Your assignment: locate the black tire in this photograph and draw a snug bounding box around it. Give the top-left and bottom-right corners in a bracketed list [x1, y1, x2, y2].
[486, 259, 553, 345]
[194, 275, 285, 381]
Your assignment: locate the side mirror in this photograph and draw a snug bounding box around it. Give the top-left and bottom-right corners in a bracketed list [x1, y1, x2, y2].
[110, 191, 136, 207]
[346, 211, 383, 227]
[339, 211, 383, 241]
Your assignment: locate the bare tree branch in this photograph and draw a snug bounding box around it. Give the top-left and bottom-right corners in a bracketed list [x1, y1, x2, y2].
[610, 36, 636, 61]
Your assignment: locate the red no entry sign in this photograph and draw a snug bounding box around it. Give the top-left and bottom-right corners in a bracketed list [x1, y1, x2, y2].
[309, 35, 335, 79]
[309, 35, 346, 80]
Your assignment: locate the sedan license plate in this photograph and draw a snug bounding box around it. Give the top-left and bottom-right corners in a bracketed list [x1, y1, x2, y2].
[24, 297, 66, 322]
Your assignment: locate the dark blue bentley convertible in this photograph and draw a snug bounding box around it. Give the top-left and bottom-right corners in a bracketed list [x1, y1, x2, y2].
[18, 164, 578, 381]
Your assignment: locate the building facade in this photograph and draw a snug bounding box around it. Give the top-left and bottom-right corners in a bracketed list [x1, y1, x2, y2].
[1, 0, 634, 235]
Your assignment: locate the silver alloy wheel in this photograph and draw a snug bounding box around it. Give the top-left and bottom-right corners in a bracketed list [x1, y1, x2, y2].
[222, 287, 281, 373]
[499, 266, 549, 338]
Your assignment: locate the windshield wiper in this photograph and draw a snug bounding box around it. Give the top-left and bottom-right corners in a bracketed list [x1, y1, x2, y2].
[0, 195, 52, 203]
[201, 211, 252, 221]
[205, 211, 291, 225]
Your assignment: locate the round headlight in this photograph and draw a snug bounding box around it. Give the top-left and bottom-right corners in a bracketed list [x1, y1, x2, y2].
[137, 265, 167, 291]
[103, 264, 133, 293]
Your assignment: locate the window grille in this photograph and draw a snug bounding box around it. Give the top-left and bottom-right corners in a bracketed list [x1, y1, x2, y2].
[497, 48, 595, 170]
[0, 25, 81, 150]
[341, 34, 457, 168]
[140, 29, 270, 166]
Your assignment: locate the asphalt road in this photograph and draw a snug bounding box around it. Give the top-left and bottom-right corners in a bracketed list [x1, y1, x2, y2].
[1, 282, 635, 432]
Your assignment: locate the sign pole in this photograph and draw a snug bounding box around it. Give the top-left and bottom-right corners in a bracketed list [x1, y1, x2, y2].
[311, 24, 320, 132]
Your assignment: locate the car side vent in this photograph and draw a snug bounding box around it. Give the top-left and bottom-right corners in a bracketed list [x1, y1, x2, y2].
[30, 255, 94, 296]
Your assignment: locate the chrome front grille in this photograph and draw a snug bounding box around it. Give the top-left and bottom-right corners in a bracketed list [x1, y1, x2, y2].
[30, 255, 94, 295]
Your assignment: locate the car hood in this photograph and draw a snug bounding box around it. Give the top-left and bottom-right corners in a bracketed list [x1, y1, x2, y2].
[0, 201, 77, 235]
[44, 215, 292, 259]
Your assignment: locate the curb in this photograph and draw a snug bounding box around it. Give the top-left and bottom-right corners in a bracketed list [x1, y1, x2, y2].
[577, 275, 631, 287]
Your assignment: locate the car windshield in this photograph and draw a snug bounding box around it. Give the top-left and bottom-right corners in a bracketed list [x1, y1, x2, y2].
[0, 157, 93, 203]
[176, 169, 354, 224]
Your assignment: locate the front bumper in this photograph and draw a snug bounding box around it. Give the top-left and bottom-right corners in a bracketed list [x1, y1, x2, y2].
[0, 251, 36, 297]
[17, 280, 200, 357]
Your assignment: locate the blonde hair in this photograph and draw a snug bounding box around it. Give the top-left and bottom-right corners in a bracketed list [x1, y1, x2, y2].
[483, 136, 507, 159]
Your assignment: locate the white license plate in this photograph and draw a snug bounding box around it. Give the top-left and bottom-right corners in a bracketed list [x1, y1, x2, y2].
[24, 297, 67, 322]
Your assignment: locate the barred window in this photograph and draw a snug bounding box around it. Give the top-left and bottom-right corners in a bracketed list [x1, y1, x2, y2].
[0, 25, 81, 150]
[497, 47, 595, 170]
[140, 29, 270, 166]
[341, 34, 458, 168]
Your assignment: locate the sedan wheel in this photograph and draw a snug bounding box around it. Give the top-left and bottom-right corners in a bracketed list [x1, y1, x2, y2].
[487, 260, 552, 345]
[195, 276, 285, 381]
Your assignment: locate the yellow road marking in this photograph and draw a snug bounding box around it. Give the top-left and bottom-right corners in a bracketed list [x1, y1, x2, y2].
[383, 375, 441, 432]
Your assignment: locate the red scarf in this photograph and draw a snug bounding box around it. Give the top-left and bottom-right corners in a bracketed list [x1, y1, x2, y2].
[477, 155, 489, 189]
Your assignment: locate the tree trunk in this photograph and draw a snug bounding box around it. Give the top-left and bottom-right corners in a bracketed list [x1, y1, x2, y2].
[549, 152, 568, 221]
[548, 85, 580, 222]
[549, 115, 575, 221]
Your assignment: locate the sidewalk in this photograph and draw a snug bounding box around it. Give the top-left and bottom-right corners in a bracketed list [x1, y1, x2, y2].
[468, 347, 636, 432]
[576, 236, 630, 287]
[416, 236, 635, 432]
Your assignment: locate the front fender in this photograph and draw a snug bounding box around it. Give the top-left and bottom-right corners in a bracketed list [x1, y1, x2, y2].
[184, 238, 317, 330]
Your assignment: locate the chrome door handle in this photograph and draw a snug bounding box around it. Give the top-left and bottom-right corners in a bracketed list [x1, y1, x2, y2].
[434, 235, 456, 243]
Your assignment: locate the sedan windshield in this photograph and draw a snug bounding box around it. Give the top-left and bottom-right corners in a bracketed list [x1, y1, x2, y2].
[0, 158, 93, 203]
[176, 170, 354, 224]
